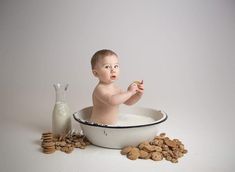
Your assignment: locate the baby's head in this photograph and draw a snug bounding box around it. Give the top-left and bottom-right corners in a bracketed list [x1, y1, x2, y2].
[91, 49, 120, 84]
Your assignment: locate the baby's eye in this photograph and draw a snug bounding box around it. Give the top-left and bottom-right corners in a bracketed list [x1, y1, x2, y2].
[114, 64, 119, 68]
[105, 65, 111, 69]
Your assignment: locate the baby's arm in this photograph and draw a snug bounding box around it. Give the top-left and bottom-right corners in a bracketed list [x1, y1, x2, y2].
[124, 81, 144, 105]
[95, 85, 138, 106]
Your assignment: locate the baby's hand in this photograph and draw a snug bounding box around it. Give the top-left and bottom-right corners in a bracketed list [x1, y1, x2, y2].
[134, 80, 144, 95]
[127, 83, 138, 94]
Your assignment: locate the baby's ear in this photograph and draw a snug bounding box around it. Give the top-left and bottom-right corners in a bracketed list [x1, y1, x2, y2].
[92, 70, 98, 77]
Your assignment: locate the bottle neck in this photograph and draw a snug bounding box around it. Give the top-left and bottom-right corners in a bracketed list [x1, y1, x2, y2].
[54, 83, 68, 103]
[55, 90, 66, 103]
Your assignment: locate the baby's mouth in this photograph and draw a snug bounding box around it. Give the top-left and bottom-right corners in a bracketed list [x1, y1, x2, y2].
[110, 75, 116, 80]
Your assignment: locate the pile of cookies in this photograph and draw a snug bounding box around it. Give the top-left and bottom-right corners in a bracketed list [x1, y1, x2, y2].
[121, 133, 188, 163]
[40, 131, 90, 154]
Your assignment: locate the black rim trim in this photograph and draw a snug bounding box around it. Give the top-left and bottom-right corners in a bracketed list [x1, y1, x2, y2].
[73, 112, 168, 129]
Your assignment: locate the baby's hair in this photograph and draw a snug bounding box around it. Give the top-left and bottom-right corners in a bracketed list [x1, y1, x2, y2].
[91, 49, 117, 69]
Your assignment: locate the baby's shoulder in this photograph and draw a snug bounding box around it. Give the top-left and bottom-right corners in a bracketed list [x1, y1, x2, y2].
[93, 85, 111, 99]
[94, 84, 107, 94]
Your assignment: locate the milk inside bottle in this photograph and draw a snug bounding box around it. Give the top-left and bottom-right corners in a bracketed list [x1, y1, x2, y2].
[52, 83, 71, 136]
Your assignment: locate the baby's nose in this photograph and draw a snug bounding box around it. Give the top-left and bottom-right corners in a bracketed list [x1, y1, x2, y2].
[110, 67, 115, 72]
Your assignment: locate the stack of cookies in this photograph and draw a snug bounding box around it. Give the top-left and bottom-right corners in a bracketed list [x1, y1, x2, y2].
[41, 132, 56, 154]
[121, 133, 188, 163]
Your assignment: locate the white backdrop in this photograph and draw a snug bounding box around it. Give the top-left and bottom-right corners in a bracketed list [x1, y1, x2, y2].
[1, 0, 235, 172]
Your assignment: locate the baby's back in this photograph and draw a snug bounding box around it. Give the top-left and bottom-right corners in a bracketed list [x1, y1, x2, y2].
[91, 95, 118, 124]
[90, 85, 121, 125]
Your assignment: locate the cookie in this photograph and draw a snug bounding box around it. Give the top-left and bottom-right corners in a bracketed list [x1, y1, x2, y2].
[121, 146, 133, 155]
[42, 149, 56, 154]
[151, 152, 163, 161]
[153, 146, 162, 152]
[127, 148, 140, 160]
[41, 141, 55, 147]
[139, 150, 149, 159]
[133, 80, 143, 90]
[164, 138, 177, 148]
[138, 141, 149, 149]
[133, 81, 141, 85]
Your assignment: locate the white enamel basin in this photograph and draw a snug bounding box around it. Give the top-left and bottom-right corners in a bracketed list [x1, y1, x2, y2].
[73, 106, 167, 149]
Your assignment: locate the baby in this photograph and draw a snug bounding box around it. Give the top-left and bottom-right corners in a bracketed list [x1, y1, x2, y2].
[90, 49, 144, 125]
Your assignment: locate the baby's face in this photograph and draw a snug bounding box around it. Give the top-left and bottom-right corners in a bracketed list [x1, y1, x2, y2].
[93, 55, 120, 84]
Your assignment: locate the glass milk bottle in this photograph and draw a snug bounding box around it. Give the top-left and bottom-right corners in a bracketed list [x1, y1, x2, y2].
[52, 83, 71, 137]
